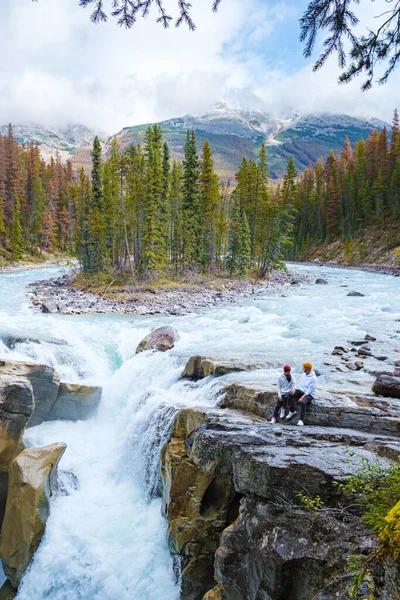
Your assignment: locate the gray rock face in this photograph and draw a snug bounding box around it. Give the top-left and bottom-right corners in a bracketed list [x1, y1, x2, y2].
[347, 291, 365, 297]
[182, 356, 263, 380]
[136, 326, 180, 353]
[0, 378, 35, 470]
[0, 443, 66, 589]
[372, 374, 400, 399]
[221, 383, 400, 437]
[162, 407, 400, 600]
[0, 378, 35, 524]
[47, 383, 101, 421]
[0, 361, 61, 428]
[315, 278, 328, 284]
[0, 361, 101, 427]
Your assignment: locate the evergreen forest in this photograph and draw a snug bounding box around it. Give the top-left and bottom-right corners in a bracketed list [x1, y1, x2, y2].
[0, 110, 399, 280]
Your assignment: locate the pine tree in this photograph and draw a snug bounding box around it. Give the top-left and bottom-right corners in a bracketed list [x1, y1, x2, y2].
[86, 135, 106, 273]
[169, 160, 183, 272]
[142, 125, 167, 277]
[199, 139, 219, 270]
[236, 211, 251, 276]
[182, 130, 200, 265]
[10, 196, 24, 260]
[281, 156, 298, 207]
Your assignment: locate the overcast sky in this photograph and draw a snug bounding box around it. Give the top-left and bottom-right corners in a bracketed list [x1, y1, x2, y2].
[0, 0, 398, 133]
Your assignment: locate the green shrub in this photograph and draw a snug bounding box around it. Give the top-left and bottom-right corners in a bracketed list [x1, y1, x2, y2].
[336, 455, 400, 559]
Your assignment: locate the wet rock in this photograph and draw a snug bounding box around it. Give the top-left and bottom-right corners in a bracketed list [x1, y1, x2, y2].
[315, 278, 328, 284]
[347, 291, 365, 297]
[365, 334, 377, 342]
[221, 383, 400, 437]
[136, 326, 180, 353]
[346, 363, 359, 371]
[332, 345, 349, 356]
[354, 361, 364, 370]
[46, 383, 102, 422]
[372, 375, 400, 399]
[0, 361, 99, 427]
[0, 361, 61, 428]
[351, 340, 367, 346]
[0, 378, 35, 524]
[41, 299, 59, 313]
[0, 443, 66, 589]
[0, 331, 67, 349]
[182, 356, 262, 380]
[162, 407, 399, 600]
[0, 580, 16, 600]
[358, 346, 372, 357]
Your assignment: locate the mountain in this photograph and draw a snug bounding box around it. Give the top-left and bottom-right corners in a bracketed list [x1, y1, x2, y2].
[112, 103, 389, 179]
[1, 105, 389, 180]
[0, 123, 99, 165]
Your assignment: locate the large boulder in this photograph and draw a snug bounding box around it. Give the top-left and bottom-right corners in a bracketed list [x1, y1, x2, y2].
[40, 299, 59, 313]
[182, 356, 263, 380]
[372, 375, 400, 399]
[47, 382, 101, 421]
[0, 443, 66, 590]
[0, 361, 60, 428]
[136, 326, 179, 354]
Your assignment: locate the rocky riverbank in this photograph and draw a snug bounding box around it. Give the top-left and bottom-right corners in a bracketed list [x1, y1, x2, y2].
[28, 269, 313, 316]
[302, 258, 400, 277]
[161, 353, 400, 600]
[0, 258, 75, 275]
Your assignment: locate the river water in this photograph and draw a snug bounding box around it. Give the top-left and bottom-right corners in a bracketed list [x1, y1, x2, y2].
[0, 264, 399, 600]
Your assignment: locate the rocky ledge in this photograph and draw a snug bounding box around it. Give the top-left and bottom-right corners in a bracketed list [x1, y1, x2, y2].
[161, 356, 400, 600]
[27, 270, 312, 316]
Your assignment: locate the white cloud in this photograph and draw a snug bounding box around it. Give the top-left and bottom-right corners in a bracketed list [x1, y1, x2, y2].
[0, 0, 398, 133]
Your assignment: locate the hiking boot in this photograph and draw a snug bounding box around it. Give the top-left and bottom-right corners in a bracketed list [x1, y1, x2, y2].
[286, 411, 296, 420]
[297, 419, 304, 426]
[279, 408, 286, 419]
[270, 417, 276, 424]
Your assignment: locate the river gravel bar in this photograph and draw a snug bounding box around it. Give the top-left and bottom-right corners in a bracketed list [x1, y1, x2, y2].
[27, 270, 313, 316]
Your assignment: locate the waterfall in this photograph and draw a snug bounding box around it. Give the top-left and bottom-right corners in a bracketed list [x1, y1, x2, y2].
[0, 264, 398, 599]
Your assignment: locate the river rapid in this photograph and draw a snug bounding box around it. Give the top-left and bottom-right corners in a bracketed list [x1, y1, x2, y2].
[0, 264, 399, 600]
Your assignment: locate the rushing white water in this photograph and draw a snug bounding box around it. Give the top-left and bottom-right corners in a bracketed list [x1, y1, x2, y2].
[0, 264, 399, 599]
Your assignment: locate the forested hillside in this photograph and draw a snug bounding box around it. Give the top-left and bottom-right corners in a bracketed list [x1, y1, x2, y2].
[0, 125, 79, 263]
[0, 111, 399, 278]
[289, 110, 400, 262]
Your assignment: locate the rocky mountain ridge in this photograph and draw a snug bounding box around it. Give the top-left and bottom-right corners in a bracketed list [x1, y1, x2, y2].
[1, 104, 389, 179]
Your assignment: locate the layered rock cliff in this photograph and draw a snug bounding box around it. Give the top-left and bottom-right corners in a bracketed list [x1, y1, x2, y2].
[161, 359, 400, 600]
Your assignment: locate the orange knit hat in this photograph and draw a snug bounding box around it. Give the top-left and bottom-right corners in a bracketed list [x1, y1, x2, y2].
[303, 361, 312, 370]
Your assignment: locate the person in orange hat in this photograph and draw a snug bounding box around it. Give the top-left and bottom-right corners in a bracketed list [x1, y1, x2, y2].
[286, 361, 317, 426]
[270, 365, 296, 424]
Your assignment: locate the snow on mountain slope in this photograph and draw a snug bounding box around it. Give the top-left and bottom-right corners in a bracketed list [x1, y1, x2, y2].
[1, 104, 390, 179]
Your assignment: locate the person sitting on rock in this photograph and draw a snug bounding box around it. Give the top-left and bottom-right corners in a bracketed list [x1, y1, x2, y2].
[270, 365, 295, 424]
[286, 361, 317, 426]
